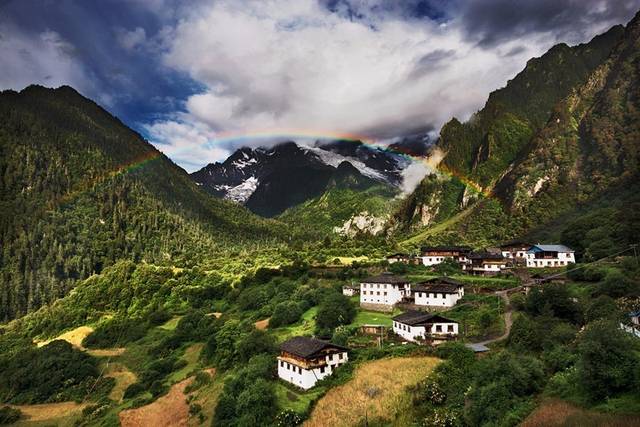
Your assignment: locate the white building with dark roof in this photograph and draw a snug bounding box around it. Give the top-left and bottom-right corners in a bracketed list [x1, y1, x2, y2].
[463, 252, 507, 275]
[412, 277, 464, 308]
[525, 244, 575, 268]
[360, 272, 411, 311]
[277, 337, 349, 390]
[419, 246, 472, 266]
[392, 311, 458, 344]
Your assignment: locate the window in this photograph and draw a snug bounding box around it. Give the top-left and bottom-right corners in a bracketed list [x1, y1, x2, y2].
[376, 291, 380, 296]
[383, 292, 387, 296]
[298, 367, 302, 374]
[447, 325, 454, 332]
[320, 366, 325, 373]
[280, 361, 284, 367]
[435, 325, 442, 332]
[339, 353, 344, 360]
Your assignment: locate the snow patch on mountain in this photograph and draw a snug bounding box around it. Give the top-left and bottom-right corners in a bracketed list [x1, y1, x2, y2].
[300, 144, 388, 182]
[225, 177, 259, 203]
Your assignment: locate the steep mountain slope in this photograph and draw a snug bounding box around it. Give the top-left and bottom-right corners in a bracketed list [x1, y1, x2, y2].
[0, 85, 282, 320]
[439, 24, 624, 190]
[191, 140, 411, 217]
[395, 14, 639, 251]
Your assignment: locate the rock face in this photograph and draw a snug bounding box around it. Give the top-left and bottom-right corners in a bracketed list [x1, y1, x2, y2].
[333, 211, 388, 237]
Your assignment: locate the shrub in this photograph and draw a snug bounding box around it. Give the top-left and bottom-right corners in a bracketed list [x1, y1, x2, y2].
[123, 382, 145, 399]
[576, 320, 640, 402]
[269, 301, 303, 328]
[0, 406, 21, 424]
[275, 409, 303, 426]
[83, 317, 148, 348]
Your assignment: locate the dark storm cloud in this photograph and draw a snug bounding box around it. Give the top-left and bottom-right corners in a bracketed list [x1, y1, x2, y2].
[0, 0, 200, 124]
[459, 0, 640, 47]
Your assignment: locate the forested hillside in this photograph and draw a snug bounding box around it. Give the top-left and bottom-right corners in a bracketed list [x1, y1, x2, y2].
[394, 13, 640, 255]
[0, 86, 284, 320]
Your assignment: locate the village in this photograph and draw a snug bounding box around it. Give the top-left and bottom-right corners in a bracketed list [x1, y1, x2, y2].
[276, 242, 580, 390]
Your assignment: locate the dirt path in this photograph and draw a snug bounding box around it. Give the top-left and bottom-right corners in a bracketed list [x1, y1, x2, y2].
[471, 290, 513, 347]
[106, 363, 137, 402]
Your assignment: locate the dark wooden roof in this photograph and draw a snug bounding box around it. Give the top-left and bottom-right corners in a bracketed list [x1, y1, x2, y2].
[412, 282, 461, 294]
[361, 272, 409, 284]
[420, 245, 472, 253]
[392, 310, 456, 326]
[386, 253, 411, 258]
[280, 337, 348, 358]
[469, 251, 505, 261]
[420, 277, 463, 286]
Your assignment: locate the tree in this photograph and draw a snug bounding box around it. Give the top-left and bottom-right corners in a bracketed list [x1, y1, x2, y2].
[236, 329, 276, 363]
[576, 320, 640, 402]
[315, 292, 356, 336]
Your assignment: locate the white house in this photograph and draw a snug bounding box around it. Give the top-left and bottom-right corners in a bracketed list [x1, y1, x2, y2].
[420, 246, 472, 266]
[392, 311, 459, 345]
[342, 284, 359, 297]
[500, 241, 532, 261]
[463, 252, 507, 275]
[525, 244, 575, 268]
[412, 277, 464, 308]
[360, 273, 411, 311]
[277, 337, 349, 390]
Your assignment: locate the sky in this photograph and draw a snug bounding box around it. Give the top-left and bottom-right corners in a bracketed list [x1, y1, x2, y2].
[1, 0, 639, 172]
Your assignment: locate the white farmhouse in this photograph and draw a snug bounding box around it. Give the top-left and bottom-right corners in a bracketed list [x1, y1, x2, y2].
[360, 272, 411, 311]
[412, 277, 464, 308]
[277, 337, 349, 390]
[525, 244, 575, 268]
[420, 246, 472, 266]
[500, 241, 532, 262]
[463, 252, 507, 275]
[392, 311, 459, 345]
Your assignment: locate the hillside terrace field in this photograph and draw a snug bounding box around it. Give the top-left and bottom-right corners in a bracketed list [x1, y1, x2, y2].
[304, 356, 440, 427]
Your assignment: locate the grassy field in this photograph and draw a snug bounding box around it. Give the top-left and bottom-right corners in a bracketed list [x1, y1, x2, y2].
[275, 382, 325, 414]
[34, 325, 94, 349]
[168, 343, 204, 383]
[159, 316, 182, 331]
[351, 309, 401, 327]
[273, 307, 318, 341]
[304, 356, 440, 427]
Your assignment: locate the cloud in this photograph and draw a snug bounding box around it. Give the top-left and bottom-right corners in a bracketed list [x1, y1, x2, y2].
[0, 25, 94, 96]
[1, 0, 637, 172]
[459, 0, 640, 47]
[143, 117, 230, 172]
[156, 0, 543, 146]
[115, 27, 147, 51]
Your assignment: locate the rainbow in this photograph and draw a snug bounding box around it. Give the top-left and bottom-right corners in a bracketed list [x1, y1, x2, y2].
[49, 127, 488, 212]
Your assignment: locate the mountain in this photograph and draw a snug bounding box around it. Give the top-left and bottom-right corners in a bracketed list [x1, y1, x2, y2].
[394, 14, 639, 254]
[0, 85, 283, 320]
[191, 139, 411, 217]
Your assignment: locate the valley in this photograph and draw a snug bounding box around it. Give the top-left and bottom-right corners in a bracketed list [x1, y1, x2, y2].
[1, 5, 639, 427]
